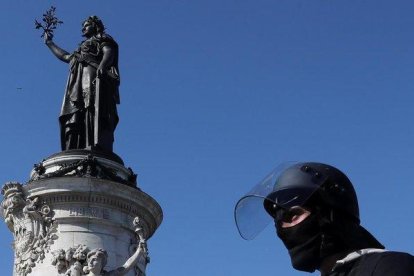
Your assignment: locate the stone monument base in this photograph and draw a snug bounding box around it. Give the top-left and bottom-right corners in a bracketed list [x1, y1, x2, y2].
[2, 150, 162, 276]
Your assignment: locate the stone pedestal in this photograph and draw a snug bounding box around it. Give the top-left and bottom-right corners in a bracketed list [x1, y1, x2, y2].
[2, 150, 163, 276]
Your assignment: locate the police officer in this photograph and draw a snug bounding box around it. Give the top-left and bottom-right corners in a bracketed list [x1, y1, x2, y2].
[235, 162, 414, 275]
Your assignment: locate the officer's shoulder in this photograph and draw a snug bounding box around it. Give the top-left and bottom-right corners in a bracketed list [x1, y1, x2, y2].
[375, 250, 414, 260]
[363, 251, 414, 274]
[361, 250, 414, 263]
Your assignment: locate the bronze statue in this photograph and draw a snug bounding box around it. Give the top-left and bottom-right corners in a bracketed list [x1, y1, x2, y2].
[43, 14, 120, 152]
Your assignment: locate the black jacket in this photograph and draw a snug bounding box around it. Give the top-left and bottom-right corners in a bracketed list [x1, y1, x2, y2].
[327, 250, 414, 276]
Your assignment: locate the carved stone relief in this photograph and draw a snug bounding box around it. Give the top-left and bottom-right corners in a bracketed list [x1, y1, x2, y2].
[51, 217, 148, 276]
[1, 182, 58, 276]
[51, 244, 89, 276]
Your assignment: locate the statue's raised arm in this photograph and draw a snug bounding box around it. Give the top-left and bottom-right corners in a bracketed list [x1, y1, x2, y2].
[44, 33, 71, 63]
[37, 9, 120, 153]
[83, 217, 149, 276]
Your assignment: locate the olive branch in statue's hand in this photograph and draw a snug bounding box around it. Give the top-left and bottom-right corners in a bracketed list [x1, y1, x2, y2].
[35, 6, 63, 39]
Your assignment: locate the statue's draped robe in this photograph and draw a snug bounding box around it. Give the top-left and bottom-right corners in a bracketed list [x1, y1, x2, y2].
[60, 34, 120, 152]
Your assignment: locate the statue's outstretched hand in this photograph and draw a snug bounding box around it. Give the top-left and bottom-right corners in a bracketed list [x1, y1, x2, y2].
[44, 32, 53, 44]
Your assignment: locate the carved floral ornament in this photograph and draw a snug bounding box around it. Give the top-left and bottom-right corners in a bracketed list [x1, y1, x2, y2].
[1, 182, 58, 276]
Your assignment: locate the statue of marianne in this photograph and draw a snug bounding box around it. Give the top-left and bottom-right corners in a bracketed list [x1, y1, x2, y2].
[44, 15, 120, 153]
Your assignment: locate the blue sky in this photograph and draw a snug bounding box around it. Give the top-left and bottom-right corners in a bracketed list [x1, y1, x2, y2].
[1, 1, 414, 275]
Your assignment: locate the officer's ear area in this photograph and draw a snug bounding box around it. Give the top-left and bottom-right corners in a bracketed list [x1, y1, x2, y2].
[328, 212, 385, 250]
[305, 191, 384, 250]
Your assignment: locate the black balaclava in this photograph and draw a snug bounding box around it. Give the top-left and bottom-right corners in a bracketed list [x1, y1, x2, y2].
[276, 212, 323, 272]
[276, 206, 383, 273]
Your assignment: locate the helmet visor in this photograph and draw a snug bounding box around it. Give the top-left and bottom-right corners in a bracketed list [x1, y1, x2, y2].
[234, 162, 327, 240]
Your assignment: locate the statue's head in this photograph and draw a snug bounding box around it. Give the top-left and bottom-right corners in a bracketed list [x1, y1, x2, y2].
[71, 261, 83, 276]
[82, 16, 105, 37]
[51, 249, 67, 273]
[86, 248, 107, 273]
[73, 244, 89, 262]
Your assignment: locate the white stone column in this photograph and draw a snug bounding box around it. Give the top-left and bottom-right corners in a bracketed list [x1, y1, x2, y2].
[2, 150, 162, 276]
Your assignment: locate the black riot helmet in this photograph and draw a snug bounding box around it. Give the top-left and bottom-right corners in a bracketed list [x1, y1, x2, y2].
[235, 161, 383, 251]
[263, 162, 360, 224]
[234, 162, 360, 240]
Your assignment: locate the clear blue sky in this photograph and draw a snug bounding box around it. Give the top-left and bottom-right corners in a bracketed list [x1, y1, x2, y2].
[1, 1, 414, 275]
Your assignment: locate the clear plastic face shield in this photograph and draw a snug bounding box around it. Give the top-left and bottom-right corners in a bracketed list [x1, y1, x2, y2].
[234, 162, 328, 240]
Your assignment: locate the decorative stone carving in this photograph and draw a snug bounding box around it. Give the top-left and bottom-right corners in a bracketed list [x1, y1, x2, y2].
[51, 217, 148, 276]
[32, 154, 136, 185]
[1, 182, 58, 276]
[30, 151, 137, 187]
[132, 217, 150, 276]
[51, 244, 89, 275]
